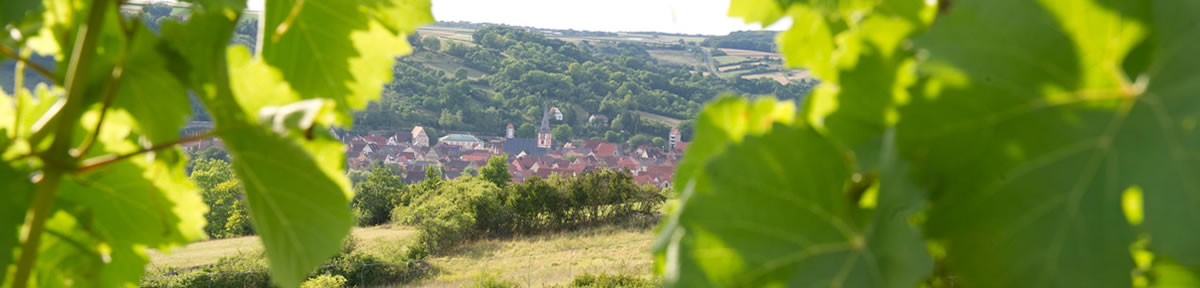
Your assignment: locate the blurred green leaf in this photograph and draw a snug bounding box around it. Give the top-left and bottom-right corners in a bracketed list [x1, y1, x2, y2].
[111, 26, 191, 144]
[261, 0, 429, 126]
[0, 0, 41, 31]
[662, 123, 931, 287]
[224, 125, 353, 288]
[897, 0, 1155, 286]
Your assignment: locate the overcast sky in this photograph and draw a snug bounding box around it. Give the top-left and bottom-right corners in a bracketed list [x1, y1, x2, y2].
[242, 0, 788, 35]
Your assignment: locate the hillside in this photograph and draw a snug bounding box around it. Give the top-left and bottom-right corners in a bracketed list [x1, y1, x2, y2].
[352, 24, 817, 142]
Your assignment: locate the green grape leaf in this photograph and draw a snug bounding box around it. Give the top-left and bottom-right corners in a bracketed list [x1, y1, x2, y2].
[869, 128, 932, 287]
[159, 7, 240, 91]
[261, 0, 428, 126]
[359, 0, 434, 35]
[1152, 260, 1200, 288]
[762, 0, 935, 170]
[111, 26, 191, 144]
[654, 96, 795, 257]
[224, 125, 353, 288]
[0, 0, 41, 33]
[223, 45, 352, 288]
[30, 211, 148, 288]
[61, 158, 206, 249]
[49, 109, 206, 288]
[661, 124, 929, 287]
[1133, 0, 1200, 270]
[897, 0, 1153, 286]
[167, 7, 356, 287]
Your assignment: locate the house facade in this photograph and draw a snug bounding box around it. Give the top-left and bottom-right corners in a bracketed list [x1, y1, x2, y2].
[412, 126, 429, 147]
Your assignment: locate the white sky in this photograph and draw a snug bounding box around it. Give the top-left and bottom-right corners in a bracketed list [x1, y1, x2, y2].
[243, 0, 788, 35]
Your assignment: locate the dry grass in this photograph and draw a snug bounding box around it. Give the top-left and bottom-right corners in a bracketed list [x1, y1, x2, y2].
[146, 226, 418, 270]
[414, 225, 656, 288]
[145, 224, 655, 287]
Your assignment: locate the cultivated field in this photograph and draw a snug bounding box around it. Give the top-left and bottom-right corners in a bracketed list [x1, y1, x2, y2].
[636, 111, 683, 127]
[647, 49, 705, 68]
[712, 55, 751, 66]
[743, 69, 813, 84]
[718, 48, 780, 58]
[413, 51, 489, 79]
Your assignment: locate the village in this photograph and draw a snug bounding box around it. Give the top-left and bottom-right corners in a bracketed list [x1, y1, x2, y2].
[334, 106, 687, 188]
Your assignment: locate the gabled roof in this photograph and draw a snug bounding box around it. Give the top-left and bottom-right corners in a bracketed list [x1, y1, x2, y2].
[439, 133, 483, 143]
[593, 143, 617, 157]
[503, 138, 547, 156]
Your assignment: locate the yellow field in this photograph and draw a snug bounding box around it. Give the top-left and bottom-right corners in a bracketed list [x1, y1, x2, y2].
[415, 225, 655, 287]
[146, 224, 656, 287]
[146, 226, 418, 270]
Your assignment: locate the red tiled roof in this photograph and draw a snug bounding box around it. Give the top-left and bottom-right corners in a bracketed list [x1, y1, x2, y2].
[594, 143, 617, 157]
[461, 151, 494, 162]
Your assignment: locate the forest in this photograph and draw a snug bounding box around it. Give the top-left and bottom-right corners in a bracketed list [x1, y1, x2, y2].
[353, 25, 815, 142]
[700, 30, 777, 52]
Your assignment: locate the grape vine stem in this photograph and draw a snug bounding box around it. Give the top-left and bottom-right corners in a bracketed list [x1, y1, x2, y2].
[12, 0, 111, 286]
[0, 45, 57, 85]
[76, 130, 220, 174]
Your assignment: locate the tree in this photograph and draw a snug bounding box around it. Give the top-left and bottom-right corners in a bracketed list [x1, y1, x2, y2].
[421, 166, 444, 193]
[190, 158, 234, 192]
[224, 199, 254, 237]
[552, 124, 575, 142]
[203, 180, 245, 238]
[479, 154, 512, 187]
[611, 114, 627, 132]
[422, 36, 441, 51]
[187, 146, 230, 174]
[628, 134, 652, 148]
[454, 68, 469, 79]
[675, 120, 695, 142]
[517, 123, 537, 138]
[652, 137, 666, 148]
[605, 131, 622, 143]
[352, 166, 406, 226]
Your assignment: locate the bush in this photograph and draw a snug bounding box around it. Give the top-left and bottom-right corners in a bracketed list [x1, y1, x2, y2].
[353, 166, 406, 226]
[301, 274, 347, 288]
[566, 273, 657, 288]
[401, 170, 666, 255]
[407, 177, 503, 253]
[141, 252, 272, 288]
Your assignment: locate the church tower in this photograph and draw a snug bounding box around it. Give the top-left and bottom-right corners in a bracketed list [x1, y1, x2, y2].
[537, 106, 553, 148]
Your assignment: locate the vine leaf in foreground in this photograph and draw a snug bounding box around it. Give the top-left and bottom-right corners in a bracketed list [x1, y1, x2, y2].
[262, 0, 430, 125]
[661, 122, 929, 287]
[894, 0, 1200, 286]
